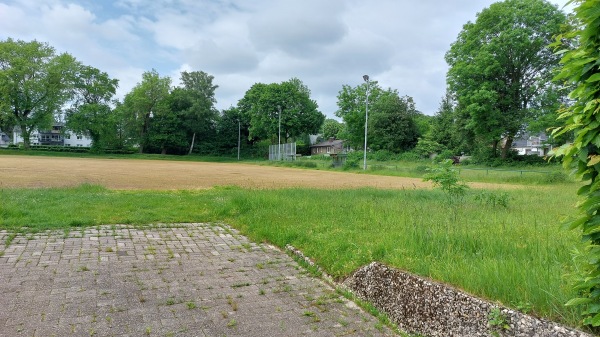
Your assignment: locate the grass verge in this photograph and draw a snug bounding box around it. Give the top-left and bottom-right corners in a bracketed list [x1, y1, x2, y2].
[0, 183, 585, 328]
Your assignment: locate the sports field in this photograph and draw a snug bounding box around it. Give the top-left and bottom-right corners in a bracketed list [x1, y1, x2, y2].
[0, 155, 433, 190]
[0, 155, 521, 190]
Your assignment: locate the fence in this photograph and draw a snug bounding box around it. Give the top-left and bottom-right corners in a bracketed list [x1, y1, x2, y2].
[269, 142, 296, 161]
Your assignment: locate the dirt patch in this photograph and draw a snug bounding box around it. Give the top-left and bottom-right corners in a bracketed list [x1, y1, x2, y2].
[0, 155, 514, 190]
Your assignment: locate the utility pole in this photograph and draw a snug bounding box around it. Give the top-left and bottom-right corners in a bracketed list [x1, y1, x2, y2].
[278, 105, 282, 161]
[363, 75, 370, 170]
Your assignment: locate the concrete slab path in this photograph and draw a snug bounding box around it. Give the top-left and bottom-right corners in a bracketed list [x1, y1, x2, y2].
[0, 223, 397, 337]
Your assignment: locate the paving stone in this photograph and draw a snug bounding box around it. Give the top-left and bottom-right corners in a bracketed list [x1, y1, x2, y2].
[0, 223, 397, 336]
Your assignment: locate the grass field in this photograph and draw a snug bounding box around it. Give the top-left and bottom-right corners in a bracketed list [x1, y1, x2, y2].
[0, 153, 586, 328]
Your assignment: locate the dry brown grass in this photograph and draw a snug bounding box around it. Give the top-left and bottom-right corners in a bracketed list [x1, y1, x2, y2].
[0, 155, 515, 190]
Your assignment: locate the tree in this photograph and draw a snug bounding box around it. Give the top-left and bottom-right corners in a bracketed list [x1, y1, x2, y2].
[145, 92, 188, 155]
[178, 71, 219, 154]
[369, 94, 420, 152]
[551, 0, 600, 327]
[0, 39, 78, 149]
[65, 64, 119, 150]
[216, 107, 251, 156]
[445, 0, 567, 158]
[120, 69, 171, 153]
[321, 119, 344, 140]
[430, 92, 456, 149]
[237, 78, 325, 143]
[336, 82, 420, 152]
[335, 81, 384, 148]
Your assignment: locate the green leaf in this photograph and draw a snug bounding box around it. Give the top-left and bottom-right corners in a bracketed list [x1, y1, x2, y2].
[566, 297, 593, 306]
[591, 313, 600, 327]
[587, 73, 600, 83]
[563, 216, 590, 230]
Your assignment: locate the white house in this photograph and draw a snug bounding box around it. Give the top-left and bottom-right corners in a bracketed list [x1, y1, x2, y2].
[511, 133, 551, 157]
[12, 124, 92, 147]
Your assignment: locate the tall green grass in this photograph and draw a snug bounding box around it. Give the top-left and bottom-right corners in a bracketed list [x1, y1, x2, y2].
[0, 183, 584, 326]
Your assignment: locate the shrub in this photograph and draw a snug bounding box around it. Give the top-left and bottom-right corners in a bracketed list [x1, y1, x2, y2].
[343, 158, 359, 170]
[433, 150, 455, 163]
[413, 165, 430, 174]
[423, 159, 469, 204]
[372, 150, 397, 162]
[397, 151, 421, 161]
[294, 161, 317, 168]
[543, 171, 568, 184]
[414, 138, 446, 158]
[369, 164, 387, 171]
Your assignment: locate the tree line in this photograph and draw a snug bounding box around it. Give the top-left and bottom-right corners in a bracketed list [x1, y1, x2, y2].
[0, 0, 572, 161]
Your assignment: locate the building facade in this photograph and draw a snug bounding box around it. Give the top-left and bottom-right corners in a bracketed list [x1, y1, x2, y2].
[13, 124, 92, 147]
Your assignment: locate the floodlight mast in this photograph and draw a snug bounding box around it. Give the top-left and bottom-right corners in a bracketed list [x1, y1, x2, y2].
[363, 75, 370, 170]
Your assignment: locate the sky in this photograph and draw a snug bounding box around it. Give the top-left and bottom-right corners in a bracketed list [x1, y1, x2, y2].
[0, 0, 573, 119]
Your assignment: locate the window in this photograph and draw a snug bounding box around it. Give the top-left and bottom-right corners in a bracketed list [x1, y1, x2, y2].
[65, 134, 70, 139]
[77, 135, 82, 140]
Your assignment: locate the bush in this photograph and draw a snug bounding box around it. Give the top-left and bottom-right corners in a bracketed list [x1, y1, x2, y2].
[369, 164, 387, 171]
[102, 148, 137, 154]
[346, 151, 364, 161]
[372, 150, 397, 162]
[414, 138, 446, 158]
[413, 165, 430, 174]
[397, 151, 421, 161]
[423, 160, 469, 204]
[543, 171, 568, 183]
[294, 161, 317, 168]
[28, 145, 91, 153]
[343, 157, 359, 170]
[433, 149, 455, 163]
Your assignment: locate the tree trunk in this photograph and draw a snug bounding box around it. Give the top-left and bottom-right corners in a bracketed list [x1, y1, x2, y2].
[491, 139, 498, 157]
[20, 125, 31, 150]
[161, 146, 167, 155]
[188, 132, 196, 155]
[501, 136, 513, 159]
[140, 112, 150, 154]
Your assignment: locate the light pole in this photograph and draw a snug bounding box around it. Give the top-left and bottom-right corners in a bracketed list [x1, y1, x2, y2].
[278, 105, 282, 160]
[363, 75, 370, 170]
[237, 119, 241, 161]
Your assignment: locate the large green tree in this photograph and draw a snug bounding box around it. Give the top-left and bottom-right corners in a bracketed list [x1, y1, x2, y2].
[120, 69, 171, 153]
[237, 78, 324, 143]
[335, 81, 384, 148]
[0, 39, 78, 149]
[321, 118, 344, 140]
[369, 94, 420, 152]
[552, 0, 600, 327]
[178, 71, 219, 154]
[445, 0, 566, 158]
[65, 64, 119, 150]
[336, 82, 420, 152]
[216, 107, 251, 156]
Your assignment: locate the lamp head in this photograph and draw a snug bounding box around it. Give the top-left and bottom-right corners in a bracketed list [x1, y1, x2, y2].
[363, 75, 369, 82]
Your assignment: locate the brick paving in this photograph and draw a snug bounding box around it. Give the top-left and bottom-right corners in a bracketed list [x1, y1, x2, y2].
[0, 223, 396, 337]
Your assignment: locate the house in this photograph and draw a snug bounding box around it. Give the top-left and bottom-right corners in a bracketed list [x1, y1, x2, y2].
[13, 123, 93, 147]
[511, 133, 551, 157]
[309, 138, 345, 156]
[0, 129, 9, 147]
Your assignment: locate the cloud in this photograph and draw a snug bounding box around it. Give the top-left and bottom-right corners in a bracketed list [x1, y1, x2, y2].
[247, 0, 348, 57]
[1, 0, 576, 118]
